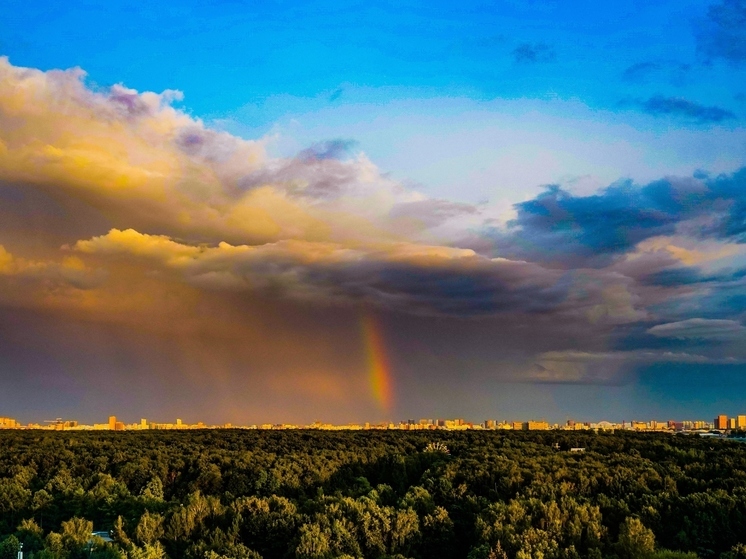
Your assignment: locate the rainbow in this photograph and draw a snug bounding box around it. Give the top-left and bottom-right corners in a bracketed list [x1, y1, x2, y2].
[361, 314, 394, 414]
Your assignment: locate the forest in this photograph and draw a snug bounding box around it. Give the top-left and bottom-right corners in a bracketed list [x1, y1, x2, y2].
[0, 429, 744, 559]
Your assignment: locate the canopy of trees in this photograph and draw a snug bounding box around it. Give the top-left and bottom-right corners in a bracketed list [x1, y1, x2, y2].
[0, 430, 744, 559]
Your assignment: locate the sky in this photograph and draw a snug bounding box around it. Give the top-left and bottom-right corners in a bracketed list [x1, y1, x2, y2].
[1, 0, 746, 425]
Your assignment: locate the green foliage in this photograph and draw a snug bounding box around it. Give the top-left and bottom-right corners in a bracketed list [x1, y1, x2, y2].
[1, 430, 745, 558]
[16, 518, 45, 553]
[127, 543, 166, 559]
[617, 517, 656, 559]
[135, 513, 164, 546]
[721, 544, 746, 559]
[651, 551, 698, 559]
[0, 536, 20, 559]
[140, 479, 164, 502]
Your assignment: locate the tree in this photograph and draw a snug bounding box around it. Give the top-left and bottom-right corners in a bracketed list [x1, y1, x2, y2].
[0, 536, 20, 559]
[61, 518, 93, 548]
[295, 523, 330, 559]
[127, 543, 165, 559]
[618, 517, 655, 559]
[140, 478, 164, 502]
[112, 516, 132, 549]
[16, 518, 45, 554]
[135, 513, 164, 546]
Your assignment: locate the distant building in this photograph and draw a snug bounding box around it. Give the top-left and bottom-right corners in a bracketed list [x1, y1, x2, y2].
[108, 416, 117, 430]
[738, 416, 746, 429]
[91, 531, 113, 543]
[715, 415, 728, 430]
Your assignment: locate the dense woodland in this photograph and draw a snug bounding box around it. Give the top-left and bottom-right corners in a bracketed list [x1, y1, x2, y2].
[0, 430, 745, 559]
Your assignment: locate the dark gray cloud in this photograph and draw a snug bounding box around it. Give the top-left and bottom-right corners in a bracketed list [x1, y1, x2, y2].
[637, 96, 736, 123]
[704, 167, 746, 240]
[492, 167, 746, 268]
[496, 182, 682, 265]
[188, 245, 572, 318]
[696, 0, 746, 64]
[512, 42, 556, 64]
[320, 260, 569, 317]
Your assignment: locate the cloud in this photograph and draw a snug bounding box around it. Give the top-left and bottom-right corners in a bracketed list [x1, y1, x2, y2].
[389, 199, 480, 230]
[635, 96, 736, 123]
[621, 61, 691, 85]
[696, 0, 746, 64]
[73, 228, 575, 317]
[0, 57, 444, 248]
[0, 244, 104, 292]
[497, 182, 682, 264]
[297, 139, 358, 161]
[494, 168, 746, 267]
[647, 318, 746, 340]
[526, 349, 746, 383]
[4, 56, 746, 406]
[512, 42, 556, 64]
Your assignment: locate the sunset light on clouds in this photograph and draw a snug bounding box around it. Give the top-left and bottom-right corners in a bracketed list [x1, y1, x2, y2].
[1, 0, 746, 424]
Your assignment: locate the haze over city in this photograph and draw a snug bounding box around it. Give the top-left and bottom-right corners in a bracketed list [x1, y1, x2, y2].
[2, 0, 746, 425]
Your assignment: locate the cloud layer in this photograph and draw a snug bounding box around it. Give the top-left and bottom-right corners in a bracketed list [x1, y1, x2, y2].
[1, 56, 746, 421]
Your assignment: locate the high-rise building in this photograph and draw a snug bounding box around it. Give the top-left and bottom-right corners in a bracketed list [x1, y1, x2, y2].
[108, 416, 116, 430]
[738, 415, 746, 429]
[715, 415, 728, 430]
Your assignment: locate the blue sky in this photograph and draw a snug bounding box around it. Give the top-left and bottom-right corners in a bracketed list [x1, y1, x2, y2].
[1, 0, 746, 423]
[7, 0, 744, 206]
[4, 0, 744, 191]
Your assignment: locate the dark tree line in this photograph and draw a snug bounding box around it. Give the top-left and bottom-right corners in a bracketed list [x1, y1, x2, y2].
[0, 430, 745, 559]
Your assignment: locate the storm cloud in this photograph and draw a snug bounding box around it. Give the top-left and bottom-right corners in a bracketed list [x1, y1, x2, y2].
[2, 57, 746, 423]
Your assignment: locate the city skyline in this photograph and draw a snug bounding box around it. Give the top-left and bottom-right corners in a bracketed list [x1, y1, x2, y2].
[3, 412, 746, 433]
[2, 1, 746, 424]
